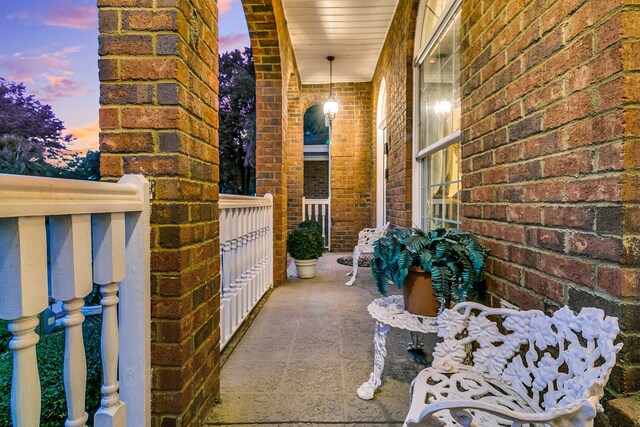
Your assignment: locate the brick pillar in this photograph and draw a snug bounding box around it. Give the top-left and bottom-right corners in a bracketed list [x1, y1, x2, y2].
[242, 0, 298, 284]
[98, 0, 220, 425]
[287, 74, 303, 233]
[460, 0, 640, 420]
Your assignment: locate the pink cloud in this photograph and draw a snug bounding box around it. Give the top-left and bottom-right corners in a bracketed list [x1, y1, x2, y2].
[218, 0, 234, 14]
[0, 46, 82, 85]
[6, 4, 97, 31]
[219, 33, 250, 53]
[42, 4, 97, 31]
[65, 120, 99, 152]
[39, 74, 90, 102]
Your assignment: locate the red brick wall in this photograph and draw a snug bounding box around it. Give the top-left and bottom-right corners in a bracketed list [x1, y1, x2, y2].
[371, 0, 420, 228]
[301, 83, 373, 251]
[98, 0, 220, 425]
[304, 160, 329, 199]
[460, 0, 640, 405]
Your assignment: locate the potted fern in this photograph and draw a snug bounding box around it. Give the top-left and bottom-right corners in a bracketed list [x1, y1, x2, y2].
[371, 227, 489, 316]
[287, 220, 325, 278]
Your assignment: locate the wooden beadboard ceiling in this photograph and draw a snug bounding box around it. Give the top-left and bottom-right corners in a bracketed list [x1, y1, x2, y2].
[281, 0, 400, 84]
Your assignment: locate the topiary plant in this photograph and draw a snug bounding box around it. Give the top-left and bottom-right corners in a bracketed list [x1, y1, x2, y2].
[287, 226, 325, 260]
[371, 227, 489, 305]
[298, 219, 323, 237]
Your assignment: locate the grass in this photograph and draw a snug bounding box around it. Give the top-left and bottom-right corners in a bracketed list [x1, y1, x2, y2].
[0, 316, 103, 426]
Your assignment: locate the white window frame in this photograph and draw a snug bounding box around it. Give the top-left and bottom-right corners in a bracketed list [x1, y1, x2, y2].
[411, 0, 462, 228]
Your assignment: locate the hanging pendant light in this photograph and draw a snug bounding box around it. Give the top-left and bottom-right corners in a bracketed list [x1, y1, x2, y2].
[323, 56, 338, 126]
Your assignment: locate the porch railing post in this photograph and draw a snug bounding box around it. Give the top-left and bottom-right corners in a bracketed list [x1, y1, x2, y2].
[117, 174, 151, 427]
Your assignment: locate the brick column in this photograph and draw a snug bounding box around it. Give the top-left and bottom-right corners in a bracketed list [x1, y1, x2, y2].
[460, 0, 639, 421]
[98, 0, 220, 425]
[242, 0, 299, 284]
[287, 75, 303, 233]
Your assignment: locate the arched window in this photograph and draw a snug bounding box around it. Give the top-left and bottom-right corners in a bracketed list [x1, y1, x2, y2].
[303, 105, 329, 199]
[413, 0, 461, 230]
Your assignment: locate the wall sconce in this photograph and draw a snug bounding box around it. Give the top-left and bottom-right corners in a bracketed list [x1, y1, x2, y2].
[323, 56, 338, 126]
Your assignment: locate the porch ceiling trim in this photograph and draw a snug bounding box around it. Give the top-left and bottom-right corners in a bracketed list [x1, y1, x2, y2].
[281, 0, 400, 84]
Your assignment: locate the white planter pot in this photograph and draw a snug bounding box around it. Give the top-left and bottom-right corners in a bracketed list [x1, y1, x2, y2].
[294, 258, 318, 279]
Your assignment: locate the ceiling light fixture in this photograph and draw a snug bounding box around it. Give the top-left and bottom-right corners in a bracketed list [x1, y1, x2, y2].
[323, 56, 338, 126]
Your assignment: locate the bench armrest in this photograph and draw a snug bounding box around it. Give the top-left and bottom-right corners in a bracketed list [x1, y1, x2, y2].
[405, 398, 597, 427]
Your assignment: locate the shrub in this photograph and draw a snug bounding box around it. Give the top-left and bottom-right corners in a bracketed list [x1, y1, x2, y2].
[298, 219, 323, 236]
[0, 316, 103, 426]
[287, 226, 324, 260]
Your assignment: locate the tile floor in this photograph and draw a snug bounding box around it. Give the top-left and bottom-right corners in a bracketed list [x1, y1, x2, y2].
[204, 253, 437, 426]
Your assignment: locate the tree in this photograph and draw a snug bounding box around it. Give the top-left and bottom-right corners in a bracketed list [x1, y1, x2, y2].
[0, 78, 72, 163]
[0, 78, 99, 180]
[218, 48, 256, 194]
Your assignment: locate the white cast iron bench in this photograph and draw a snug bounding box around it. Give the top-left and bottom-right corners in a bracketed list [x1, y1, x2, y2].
[405, 302, 622, 427]
[345, 222, 390, 286]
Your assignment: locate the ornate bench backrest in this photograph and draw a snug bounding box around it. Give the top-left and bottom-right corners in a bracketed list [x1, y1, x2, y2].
[357, 221, 390, 248]
[433, 302, 622, 412]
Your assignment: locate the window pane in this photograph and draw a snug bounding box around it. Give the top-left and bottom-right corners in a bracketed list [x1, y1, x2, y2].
[418, 11, 461, 151]
[417, 5, 461, 231]
[420, 0, 448, 47]
[422, 142, 461, 229]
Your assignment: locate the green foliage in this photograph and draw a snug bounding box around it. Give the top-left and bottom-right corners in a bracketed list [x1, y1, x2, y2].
[298, 219, 323, 236]
[219, 47, 256, 195]
[0, 317, 103, 426]
[287, 221, 325, 260]
[0, 319, 9, 353]
[371, 227, 489, 303]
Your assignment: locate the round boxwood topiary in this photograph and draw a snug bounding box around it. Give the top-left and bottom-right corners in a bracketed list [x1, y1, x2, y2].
[287, 226, 324, 260]
[298, 219, 323, 237]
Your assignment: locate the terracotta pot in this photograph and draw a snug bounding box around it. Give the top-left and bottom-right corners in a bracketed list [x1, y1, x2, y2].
[402, 267, 441, 316]
[294, 258, 318, 279]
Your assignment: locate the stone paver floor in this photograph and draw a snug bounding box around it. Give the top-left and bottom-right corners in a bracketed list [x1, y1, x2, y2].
[204, 253, 436, 426]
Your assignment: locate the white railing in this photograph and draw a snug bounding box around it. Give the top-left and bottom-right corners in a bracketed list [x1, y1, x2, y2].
[302, 197, 331, 250]
[219, 194, 273, 350]
[0, 173, 150, 427]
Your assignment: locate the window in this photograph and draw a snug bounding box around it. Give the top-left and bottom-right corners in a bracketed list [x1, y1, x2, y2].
[414, 0, 461, 230]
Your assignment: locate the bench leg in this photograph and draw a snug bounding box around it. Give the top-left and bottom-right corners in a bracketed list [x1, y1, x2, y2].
[357, 321, 390, 400]
[407, 331, 424, 352]
[345, 246, 361, 286]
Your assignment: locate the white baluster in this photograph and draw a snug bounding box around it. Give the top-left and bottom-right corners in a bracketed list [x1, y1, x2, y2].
[302, 197, 306, 221]
[250, 208, 258, 307]
[0, 216, 48, 427]
[229, 208, 240, 333]
[321, 204, 327, 245]
[240, 208, 250, 318]
[259, 206, 267, 295]
[221, 209, 233, 344]
[92, 212, 127, 427]
[50, 214, 93, 427]
[9, 316, 41, 425]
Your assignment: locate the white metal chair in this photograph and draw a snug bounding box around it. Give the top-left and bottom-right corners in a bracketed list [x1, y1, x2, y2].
[345, 222, 390, 286]
[405, 302, 622, 427]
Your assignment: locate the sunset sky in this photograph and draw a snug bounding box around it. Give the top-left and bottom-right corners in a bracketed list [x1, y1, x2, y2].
[0, 0, 249, 152]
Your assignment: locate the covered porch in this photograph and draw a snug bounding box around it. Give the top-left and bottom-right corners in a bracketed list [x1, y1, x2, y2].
[1, 0, 639, 425]
[207, 253, 432, 425]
